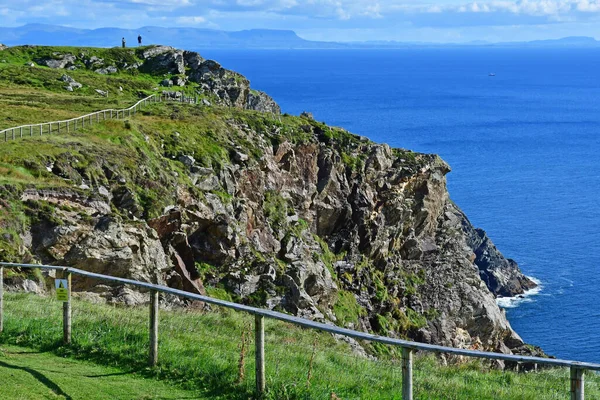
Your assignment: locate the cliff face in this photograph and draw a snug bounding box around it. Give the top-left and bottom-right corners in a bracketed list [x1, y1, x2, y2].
[0, 45, 537, 358]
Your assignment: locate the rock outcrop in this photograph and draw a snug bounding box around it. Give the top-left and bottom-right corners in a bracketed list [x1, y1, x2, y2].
[8, 120, 536, 358]
[36, 53, 76, 69]
[26, 45, 279, 113]
[0, 45, 539, 359]
[461, 215, 537, 297]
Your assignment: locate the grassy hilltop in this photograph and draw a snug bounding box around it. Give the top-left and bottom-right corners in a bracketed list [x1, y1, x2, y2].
[0, 45, 596, 399]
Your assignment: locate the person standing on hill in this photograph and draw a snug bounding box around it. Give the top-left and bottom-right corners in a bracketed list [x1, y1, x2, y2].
[122, 37, 126, 48]
[138, 35, 142, 46]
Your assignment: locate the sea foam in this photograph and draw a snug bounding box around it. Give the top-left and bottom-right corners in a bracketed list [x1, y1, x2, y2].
[496, 277, 542, 309]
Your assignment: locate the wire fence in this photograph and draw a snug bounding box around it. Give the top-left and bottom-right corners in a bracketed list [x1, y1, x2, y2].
[0, 93, 198, 142]
[1, 263, 600, 399]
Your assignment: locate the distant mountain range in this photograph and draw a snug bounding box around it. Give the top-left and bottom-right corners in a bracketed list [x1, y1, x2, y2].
[1, 24, 599, 49]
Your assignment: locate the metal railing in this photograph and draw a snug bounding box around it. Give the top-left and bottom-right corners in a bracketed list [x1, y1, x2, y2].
[0, 93, 198, 142]
[0, 261, 596, 399]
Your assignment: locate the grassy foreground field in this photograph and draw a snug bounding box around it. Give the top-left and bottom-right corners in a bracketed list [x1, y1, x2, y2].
[0, 344, 203, 400]
[1, 292, 598, 399]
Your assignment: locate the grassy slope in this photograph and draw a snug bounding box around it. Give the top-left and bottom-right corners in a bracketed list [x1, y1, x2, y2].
[1, 46, 596, 399]
[0, 344, 205, 399]
[0, 45, 200, 130]
[2, 292, 598, 400]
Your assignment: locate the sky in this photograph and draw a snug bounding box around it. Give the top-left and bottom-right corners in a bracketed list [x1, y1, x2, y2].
[0, 0, 600, 43]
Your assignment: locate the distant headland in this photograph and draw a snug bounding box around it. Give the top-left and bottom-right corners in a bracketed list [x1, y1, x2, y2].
[1, 24, 598, 50]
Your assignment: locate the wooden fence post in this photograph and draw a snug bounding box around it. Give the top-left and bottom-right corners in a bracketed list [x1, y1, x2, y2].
[255, 314, 265, 394]
[571, 367, 585, 400]
[149, 290, 159, 367]
[63, 270, 72, 345]
[402, 348, 413, 400]
[0, 265, 4, 333]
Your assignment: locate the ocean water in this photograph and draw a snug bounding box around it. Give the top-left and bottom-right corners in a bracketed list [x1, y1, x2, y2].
[199, 48, 600, 363]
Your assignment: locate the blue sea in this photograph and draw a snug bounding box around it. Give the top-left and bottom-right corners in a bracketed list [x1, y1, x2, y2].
[199, 48, 600, 363]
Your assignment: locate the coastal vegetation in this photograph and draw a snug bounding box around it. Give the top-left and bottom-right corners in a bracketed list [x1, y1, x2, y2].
[2, 292, 599, 399]
[0, 44, 556, 398]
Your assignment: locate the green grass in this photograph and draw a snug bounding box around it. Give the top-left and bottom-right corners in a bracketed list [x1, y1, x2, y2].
[0, 344, 204, 399]
[1, 292, 599, 400]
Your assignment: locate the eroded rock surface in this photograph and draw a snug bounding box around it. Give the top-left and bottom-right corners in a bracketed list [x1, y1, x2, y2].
[0, 47, 539, 358]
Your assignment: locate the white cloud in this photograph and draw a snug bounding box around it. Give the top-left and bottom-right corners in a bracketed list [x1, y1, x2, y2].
[176, 15, 207, 24]
[428, 0, 600, 16]
[2, 0, 600, 42]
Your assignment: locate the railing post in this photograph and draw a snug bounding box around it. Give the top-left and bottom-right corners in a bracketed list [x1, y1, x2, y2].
[0, 265, 4, 333]
[149, 290, 159, 367]
[571, 367, 585, 400]
[402, 347, 413, 400]
[12, 128, 14, 140]
[20, 127, 22, 138]
[63, 270, 72, 345]
[58, 122, 60, 134]
[255, 314, 265, 394]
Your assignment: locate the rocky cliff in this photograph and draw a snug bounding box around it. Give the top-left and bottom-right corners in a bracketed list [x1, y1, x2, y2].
[0, 45, 537, 359]
[14, 44, 280, 114]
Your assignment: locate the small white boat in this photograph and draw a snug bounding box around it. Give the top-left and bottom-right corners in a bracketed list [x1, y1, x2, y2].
[488, 72, 496, 76]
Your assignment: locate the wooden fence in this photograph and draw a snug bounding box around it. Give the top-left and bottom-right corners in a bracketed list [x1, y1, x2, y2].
[0, 262, 596, 399]
[0, 93, 198, 142]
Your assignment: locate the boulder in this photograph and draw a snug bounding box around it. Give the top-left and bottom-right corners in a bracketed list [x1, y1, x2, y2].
[178, 154, 196, 167]
[85, 56, 104, 69]
[37, 53, 76, 69]
[0, 44, 7, 51]
[95, 66, 118, 74]
[60, 74, 75, 83]
[60, 74, 82, 91]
